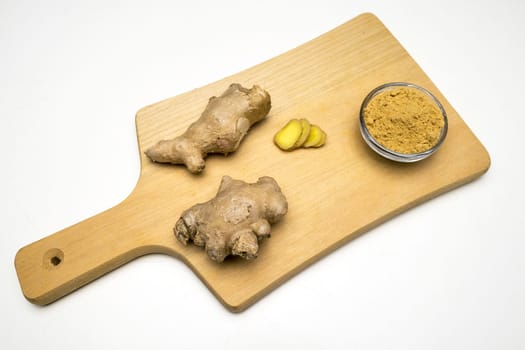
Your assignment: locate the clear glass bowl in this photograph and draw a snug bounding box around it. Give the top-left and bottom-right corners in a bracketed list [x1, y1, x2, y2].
[359, 82, 448, 163]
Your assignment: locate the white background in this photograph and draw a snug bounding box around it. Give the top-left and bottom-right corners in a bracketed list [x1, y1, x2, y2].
[1, 0, 524, 349]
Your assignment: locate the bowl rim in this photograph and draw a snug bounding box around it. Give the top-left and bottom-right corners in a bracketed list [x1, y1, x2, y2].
[359, 82, 448, 162]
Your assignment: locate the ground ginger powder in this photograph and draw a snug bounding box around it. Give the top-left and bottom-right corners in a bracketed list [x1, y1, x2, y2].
[363, 86, 445, 154]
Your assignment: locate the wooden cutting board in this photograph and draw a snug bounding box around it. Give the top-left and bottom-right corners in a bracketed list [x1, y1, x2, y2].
[15, 13, 490, 312]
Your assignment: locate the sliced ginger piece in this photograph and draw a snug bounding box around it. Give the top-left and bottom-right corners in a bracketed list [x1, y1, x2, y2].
[303, 125, 325, 148]
[274, 119, 303, 150]
[293, 118, 312, 148]
[314, 129, 327, 147]
[274, 118, 326, 151]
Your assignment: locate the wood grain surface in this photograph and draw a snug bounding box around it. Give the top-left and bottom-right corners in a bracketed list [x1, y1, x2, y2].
[14, 13, 490, 312]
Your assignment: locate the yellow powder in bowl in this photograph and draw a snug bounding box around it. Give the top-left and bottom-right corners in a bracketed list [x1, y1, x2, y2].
[362, 86, 445, 154]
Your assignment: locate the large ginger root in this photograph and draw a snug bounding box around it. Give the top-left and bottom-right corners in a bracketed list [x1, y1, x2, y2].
[145, 83, 271, 173]
[174, 176, 288, 262]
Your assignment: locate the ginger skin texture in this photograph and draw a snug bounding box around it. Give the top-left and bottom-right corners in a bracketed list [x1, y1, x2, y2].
[174, 176, 288, 262]
[145, 83, 271, 173]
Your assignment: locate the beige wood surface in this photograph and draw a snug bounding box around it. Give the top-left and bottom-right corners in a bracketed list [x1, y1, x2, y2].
[14, 13, 490, 312]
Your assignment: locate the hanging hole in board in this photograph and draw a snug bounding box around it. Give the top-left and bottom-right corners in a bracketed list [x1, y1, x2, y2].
[43, 248, 64, 269]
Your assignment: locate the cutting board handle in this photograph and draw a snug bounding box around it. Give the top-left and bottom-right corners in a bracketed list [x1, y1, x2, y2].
[14, 198, 163, 305]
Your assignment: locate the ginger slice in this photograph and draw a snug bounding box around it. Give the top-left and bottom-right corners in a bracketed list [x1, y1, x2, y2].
[314, 129, 327, 147]
[274, 118, 326, 151]
[273, 119, 303, 151]
[293, 118, 312, 148]
[303, 125, 325, 148]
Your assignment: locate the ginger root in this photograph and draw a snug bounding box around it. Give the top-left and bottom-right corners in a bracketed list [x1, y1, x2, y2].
[274, 118, 326, 151]
[146, 83, 271, 173]
[174, 176, 288, 262]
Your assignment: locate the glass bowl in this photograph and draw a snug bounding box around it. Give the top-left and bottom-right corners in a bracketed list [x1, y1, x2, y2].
[359, 82, 448, 163]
